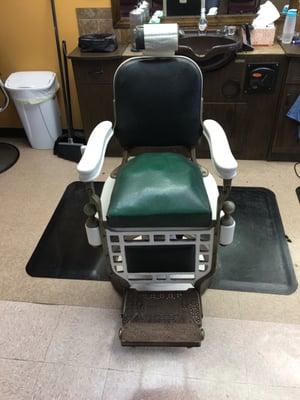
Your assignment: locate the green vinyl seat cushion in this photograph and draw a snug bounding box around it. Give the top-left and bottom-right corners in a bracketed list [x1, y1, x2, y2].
[107, 152, 212, 228]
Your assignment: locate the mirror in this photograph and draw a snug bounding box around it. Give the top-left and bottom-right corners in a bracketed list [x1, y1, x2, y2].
[112, 0, 287, 27]
[120, 0, 261, 17]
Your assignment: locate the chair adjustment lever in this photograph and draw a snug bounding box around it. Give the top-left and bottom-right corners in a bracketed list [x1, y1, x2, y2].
[83, 185, 102, 247]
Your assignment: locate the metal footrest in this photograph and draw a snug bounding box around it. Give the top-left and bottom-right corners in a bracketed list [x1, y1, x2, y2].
[119, 288, 204, 347]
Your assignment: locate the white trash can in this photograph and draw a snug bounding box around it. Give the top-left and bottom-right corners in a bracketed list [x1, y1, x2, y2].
[5, 71, 62, 149]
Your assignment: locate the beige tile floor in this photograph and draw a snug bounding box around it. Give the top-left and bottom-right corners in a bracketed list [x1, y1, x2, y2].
[0, 137, 300, 399]
[0, 300, 300, 399]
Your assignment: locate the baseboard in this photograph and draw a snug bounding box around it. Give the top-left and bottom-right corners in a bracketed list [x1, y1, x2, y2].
[269, 153, 300, 162]
[0, 128, 85, 139]
[0, 128, 26, 138]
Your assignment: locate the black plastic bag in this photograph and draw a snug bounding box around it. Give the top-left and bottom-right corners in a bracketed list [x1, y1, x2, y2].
[79, 33, 118, 53]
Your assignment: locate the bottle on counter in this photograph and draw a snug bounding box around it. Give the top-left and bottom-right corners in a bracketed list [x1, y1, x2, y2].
[139, 1, 150, 22]
[129, 7, 144, 50]
[281, 9, 298, 44]
[281, 4, 289, 14]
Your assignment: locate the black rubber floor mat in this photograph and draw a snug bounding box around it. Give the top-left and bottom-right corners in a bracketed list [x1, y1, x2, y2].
[120, 289, 204, 347]
[296, 187, 300, 203]
[27, 183, 297, 295]
[0, 142, 19, 173]
[211, 187, 297, 295]
[26, 182, 110, 281]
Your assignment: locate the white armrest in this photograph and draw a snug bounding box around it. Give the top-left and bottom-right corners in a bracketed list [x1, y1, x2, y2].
[77, 121, 113, 182]
[203, 119, 238, 180]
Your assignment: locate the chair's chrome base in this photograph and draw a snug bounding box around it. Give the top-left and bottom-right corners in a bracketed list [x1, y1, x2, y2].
[106, 227, 215, 290]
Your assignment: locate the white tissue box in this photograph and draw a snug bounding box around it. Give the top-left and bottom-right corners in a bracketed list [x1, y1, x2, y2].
[251, 24, 276, 46]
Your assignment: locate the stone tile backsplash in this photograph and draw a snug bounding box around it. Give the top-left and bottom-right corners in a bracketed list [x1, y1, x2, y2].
[76, 8, 130, 44]
[76, 7, 112, 20]
[77, 18, 100, 36]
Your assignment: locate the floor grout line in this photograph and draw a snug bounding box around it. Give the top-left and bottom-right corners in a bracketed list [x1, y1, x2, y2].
[28, 360, 44, 400]
[0, 355, 113, 373]
[99, 368, 109, 400]
[240, 319, 250, 388]
[42, 305, 66, 363]
[0, 298, 120, 312]
[104, 366, 249, 385]
[0, 356, 45, 363]
[248, 382, 300, 390]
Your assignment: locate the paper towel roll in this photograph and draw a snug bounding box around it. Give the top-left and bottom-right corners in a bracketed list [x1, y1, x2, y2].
[144, 23, 178, 56]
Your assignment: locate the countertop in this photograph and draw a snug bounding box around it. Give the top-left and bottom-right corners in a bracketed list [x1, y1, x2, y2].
[123, 43, 285, 57]
[280, 43, 300, 58]
[238, 43, 284, 56]
[69, 41, 300, 60]
[68, 44, 127, 60]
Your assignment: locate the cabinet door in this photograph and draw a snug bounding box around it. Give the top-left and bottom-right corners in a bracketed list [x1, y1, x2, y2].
[77, 83, 113, 133]
[203, 59, 246, 103]
[72, 59, 123, 155]
[198, 102, 248, 158]
[271, 84, 300, 160]
[77, 83, 122, 155]
[72, 60, 118, 85]
[286, 61, 300, 85]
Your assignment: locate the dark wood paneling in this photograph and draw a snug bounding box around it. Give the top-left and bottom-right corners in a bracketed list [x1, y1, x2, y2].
[75, 83, 113, 131]
[203, 59, 246, 103]
[72, 60, 118, 84]
[286, 61, 300, 85]
[198, 102, 247, 158]
[269, 56, 300, 161]
[77, 83, 123, 155]
[271, 84, 300, 160]
[241, 55, 287, 160]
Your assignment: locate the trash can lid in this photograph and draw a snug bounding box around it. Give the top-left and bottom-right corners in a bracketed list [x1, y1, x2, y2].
[5, 71, 56, 91]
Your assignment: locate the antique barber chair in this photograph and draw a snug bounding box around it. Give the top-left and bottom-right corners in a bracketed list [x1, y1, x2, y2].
[77, 26, 238, 347]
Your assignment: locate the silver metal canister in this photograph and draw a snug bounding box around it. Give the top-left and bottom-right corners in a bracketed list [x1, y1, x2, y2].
[129, 8, 144, 50]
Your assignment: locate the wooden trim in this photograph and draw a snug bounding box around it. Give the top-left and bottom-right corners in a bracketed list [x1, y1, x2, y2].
[114, 15, 256, 29]
[112, 0, 121, 29]
[289, 0, 300, 10]
[269, 152, 300, 161]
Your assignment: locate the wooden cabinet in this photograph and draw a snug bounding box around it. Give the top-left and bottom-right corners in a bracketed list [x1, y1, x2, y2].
[270, 59, 300, 161]
[200, 102, 247, 158]
[70, 47, 287, 160]
[72, 57, 123, 155]
[196, 58, 248, 158]
[200, 54, 287, 160]
[76, 83, 113, 131]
